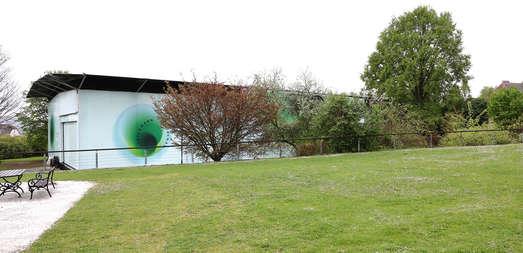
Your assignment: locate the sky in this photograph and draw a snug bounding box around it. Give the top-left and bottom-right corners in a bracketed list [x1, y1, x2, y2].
[1, 0, 522, 97]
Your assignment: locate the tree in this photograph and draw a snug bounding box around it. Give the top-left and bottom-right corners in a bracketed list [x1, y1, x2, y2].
[361, 6, 471, 133]
[479, 86, 495, 102]
[253, 69, 326, 149]
[154, 79, 278, 161]
[16, 91, 48, 150]
[465, 97, 488, 126]
[488, 87, 523, 129]
[0, 46, 20, 124]
[15, 70, 68, 150]
[311, 95, 382, 153]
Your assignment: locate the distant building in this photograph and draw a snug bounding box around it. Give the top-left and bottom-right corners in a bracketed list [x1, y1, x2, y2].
[497, 80, 523, 92]
[0, 124, 20, 137]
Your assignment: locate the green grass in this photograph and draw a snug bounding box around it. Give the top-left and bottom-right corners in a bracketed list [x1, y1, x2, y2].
[1, 156, 44, 163]
[28, 144, 522, 252]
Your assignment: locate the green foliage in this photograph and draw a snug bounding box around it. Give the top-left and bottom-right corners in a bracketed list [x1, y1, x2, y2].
[479, 86, 495, 102]
[16, 93, 48, 151]
[0, 135, 31, 160]
[361, 6, 471, 132]
[488, 87, 523, 129]
[440, 126, 518, 147]
[465, 97, 488, 125]
[375, 104, 429, 148]
[446, 99, 488, 131]
[254, 69, 326, 148]
[311, 95, 382, 152]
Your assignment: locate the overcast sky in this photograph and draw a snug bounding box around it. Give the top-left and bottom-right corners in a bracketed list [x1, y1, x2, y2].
[1, 0, 522, 96]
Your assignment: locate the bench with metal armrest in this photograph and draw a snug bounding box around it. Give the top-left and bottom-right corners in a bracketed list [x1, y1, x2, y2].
[27, 168, 55, 200]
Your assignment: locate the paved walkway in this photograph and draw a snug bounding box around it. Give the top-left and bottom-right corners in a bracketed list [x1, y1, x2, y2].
[0, 181, 94, 253]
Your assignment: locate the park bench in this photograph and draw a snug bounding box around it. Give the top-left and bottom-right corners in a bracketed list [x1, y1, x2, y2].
[27, 168, 55, 200]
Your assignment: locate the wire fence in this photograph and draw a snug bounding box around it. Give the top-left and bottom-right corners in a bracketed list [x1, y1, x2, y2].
[2, 129, 522, 170]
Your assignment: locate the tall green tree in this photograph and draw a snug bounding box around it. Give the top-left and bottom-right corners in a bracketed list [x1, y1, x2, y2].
[361, 6, 471, 133]
[16, 91, 48, 150]
[488, 87, 523, 129]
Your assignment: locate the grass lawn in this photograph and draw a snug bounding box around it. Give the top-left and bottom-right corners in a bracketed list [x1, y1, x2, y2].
[28, 144, 522, 252]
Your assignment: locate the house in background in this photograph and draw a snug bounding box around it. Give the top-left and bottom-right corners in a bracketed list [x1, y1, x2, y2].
[0, 124, 21, 137]
[497, 80, 523, 92]
[27, 73, 292, 170]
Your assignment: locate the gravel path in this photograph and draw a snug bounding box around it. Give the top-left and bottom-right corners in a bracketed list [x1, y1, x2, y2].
[0, 181, 94, 253]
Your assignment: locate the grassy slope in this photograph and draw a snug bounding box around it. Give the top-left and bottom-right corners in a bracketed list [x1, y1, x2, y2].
[28, 144, 522, 252]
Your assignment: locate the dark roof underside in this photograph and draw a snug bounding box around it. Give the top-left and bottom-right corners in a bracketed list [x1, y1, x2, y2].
[27, 74, 186, 99]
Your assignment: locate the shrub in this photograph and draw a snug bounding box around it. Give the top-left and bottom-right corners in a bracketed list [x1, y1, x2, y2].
[295, 141, 322, 156]
[488, 87, 523, 129]
[0, 135, 32, 160]
[311, 95, 382, 153]
[377, 104, 431, 149]
[440, 127, 519, 147]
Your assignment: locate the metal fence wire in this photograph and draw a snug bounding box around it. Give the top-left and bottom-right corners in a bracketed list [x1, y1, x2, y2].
[14, 129, 523, 170]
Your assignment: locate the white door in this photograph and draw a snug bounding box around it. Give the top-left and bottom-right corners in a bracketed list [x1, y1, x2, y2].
[62, 121, 78, 169]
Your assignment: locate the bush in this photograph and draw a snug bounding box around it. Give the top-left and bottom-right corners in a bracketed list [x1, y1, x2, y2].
[0, 135, 32, 160]
[311, 95, 382, 153]
[440, 127, 519, 147]
[377, 104, 432, 149]
[488, 87, 523, 129]
[385, 134, 428, 149]
[295, 141, 322, 156]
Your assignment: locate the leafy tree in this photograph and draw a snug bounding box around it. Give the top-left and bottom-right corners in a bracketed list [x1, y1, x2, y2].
[465, 97, 488, 126]
[253, 69, 326, 149]
[154, 78, 278, 161]
[311, 95, 381, 153]
[479, 86, 495, 102]
[15, 70, 68, 151]
[16, 92, 48, 150]
[488, 87, 523, 129]
[361, 6, 471, 134]
[0, 46, 20, 124]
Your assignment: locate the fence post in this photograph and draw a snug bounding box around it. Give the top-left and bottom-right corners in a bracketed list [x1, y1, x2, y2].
[319, 139, 323, 155]
[95, 150, 99, 169]
[144, 149, 148, 166]
[180, 144, 184, 164]
[429, 134, 433, 148]
[236, 143, 240, 160]
[357, 138, 361, 152]
[393, 137, 397, 149]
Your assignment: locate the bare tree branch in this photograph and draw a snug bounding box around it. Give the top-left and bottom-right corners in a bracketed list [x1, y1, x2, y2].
[154, 78, 278, 161]
[0, 47, 20, 124]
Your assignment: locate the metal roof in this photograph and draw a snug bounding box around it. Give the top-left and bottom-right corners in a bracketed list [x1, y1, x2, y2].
[27, 73, 186, 99]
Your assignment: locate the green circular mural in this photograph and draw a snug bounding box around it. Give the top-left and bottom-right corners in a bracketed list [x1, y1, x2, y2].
[114, 104, 165, 157]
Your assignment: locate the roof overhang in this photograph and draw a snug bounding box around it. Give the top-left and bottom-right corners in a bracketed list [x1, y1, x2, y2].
[27, 73, 186, 100]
